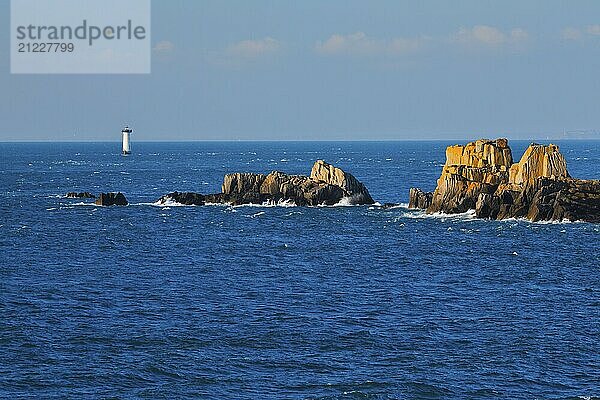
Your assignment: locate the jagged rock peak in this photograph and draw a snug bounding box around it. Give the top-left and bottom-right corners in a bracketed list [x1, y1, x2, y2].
[445, 138, 513, 170]
[425, 138, 513, 214]
[310, 160, 373, 202]
[508, 143, 569, 186]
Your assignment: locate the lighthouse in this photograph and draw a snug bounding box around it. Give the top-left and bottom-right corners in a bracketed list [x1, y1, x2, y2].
[122, 126, 132, 155]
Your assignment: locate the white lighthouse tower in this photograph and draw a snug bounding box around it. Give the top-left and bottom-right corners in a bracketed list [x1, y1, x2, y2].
[122, 126, 132, 155]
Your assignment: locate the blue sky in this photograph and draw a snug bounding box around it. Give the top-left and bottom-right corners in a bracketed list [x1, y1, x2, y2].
[1, 0, 600, 141]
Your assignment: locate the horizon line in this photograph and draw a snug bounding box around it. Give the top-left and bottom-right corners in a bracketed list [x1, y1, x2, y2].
[2, 137, 599, 143]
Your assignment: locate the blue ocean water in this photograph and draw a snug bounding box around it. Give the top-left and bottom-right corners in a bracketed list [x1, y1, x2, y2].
[1, 140, 599, 399]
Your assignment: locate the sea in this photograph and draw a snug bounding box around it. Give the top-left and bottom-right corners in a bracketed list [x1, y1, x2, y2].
[1, 140, 599, 399]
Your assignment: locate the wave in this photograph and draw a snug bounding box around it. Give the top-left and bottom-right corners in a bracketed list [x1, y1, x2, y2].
[368, 203, 409, 210]
[70, 202, 97, 207]
[325, 197, 359, 207]
[147, 199, 199, 207]
[400, 208, 479, 222]
[317, 195, 376, 208]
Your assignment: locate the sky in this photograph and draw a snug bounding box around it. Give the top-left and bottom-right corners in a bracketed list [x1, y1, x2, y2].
[1, 0, 600, 141]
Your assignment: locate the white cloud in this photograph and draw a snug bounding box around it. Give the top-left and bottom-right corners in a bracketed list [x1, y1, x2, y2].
[560, 25, 600, 41]
[509, 28, 529, 42]
[315, 26, 529, 59]
[452, 25, 529, 46]
[153, 40, 174, 54]
[586, 25, 600, 36]
[226, 37, 280, 58]
[561, 28, 582, 41]
[316, 32, 378, 55]
[315, 32, 426, 57]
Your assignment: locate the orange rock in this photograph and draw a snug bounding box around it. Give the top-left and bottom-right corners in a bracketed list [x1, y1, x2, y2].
[508, 143, 569, 185]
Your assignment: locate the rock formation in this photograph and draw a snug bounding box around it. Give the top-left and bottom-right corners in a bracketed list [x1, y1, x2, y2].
[410, 139, 600, 223]
[95, 192, 128, 206]
[423, 138, 513, 214]
[157, 191, 205, 206]
[222, 173, 267, 196]
[507, 143, 569, 186]
[157, 160, 374, 207]
[66, 192, 95, 199]
[310, 160, 373, 204]
[408, 188, 433, 210]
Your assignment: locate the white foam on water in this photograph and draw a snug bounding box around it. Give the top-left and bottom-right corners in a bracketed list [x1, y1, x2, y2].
[400, 208, 478, 222]
[146, 199, 196, 207]
[72, 202, 96, 207]
[532, 218, 583, 225]
[204, 202, 229, 207]
[318, 195, 373, 208]
[233, 199, 297, 208]
[499, 216, 585, 225]
[331, 197, 358, 207]
[369, 203, 410, 210]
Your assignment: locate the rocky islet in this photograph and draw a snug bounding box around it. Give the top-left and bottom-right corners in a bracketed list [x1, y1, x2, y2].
[410, 138, 600, 223]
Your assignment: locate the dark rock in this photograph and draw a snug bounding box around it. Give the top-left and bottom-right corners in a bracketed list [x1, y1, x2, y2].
[66, 192, 95, 199]
[408, 188, 433, 209]
[496, 177, 600, 223]
[95, 192, 128, 206]
[475, 193, 498, 219]
[157, 192, 205, 206]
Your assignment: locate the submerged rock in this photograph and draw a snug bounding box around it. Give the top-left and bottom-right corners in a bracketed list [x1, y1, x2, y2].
[66, 192, 95, 199]
[159, 160, 374, 207]
[413, 139, 600, 222]
[95, 192, 128, 206]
